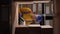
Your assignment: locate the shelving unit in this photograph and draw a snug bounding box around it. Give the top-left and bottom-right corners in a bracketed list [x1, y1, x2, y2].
[12, 0, 53, 34]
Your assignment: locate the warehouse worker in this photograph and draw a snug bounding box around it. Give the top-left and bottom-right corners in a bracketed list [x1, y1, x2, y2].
[35, 14, 43, 24]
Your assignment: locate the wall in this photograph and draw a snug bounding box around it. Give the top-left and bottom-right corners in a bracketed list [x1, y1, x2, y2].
[0, 0, 12, 34]
[54, 0, 60, 34]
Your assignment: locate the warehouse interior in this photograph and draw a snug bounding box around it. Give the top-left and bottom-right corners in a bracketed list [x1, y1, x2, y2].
[0, 0, 60, 34]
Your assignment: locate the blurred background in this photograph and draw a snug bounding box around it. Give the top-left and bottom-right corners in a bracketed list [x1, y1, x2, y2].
[0, 0, 60, 34]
